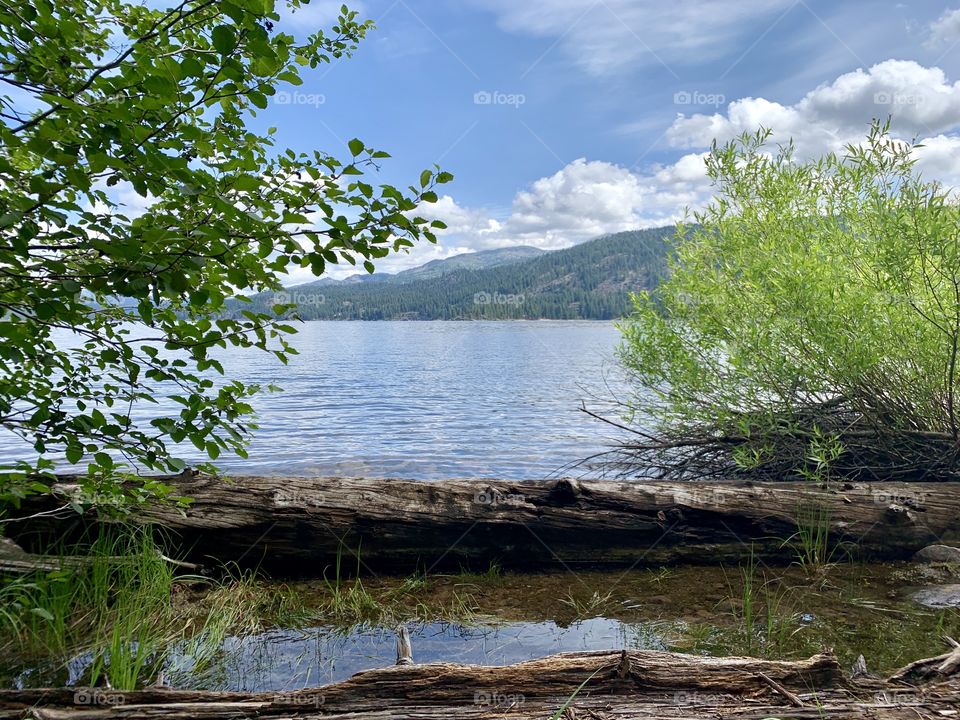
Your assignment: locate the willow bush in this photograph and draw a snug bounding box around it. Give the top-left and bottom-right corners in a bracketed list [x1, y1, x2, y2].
[615, 122, 960, 482]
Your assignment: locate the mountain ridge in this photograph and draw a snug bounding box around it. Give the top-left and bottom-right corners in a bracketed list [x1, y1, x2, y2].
[295, 246, 545, 288]
[245, 227, 674, 320]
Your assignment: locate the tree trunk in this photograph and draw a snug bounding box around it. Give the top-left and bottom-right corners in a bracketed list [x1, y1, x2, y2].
[9, 475, 960, 573]
[1, 649, 958, 719]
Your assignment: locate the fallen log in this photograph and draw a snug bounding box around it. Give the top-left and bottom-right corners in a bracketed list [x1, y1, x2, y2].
[8, 475, 960, 573]
[0, 649, 957, 720]
[888, 636, 960, 683]
[0, 537, 202, 575]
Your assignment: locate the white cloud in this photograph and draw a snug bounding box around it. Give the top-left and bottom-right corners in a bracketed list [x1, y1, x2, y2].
[926, 7, 960, 47]
[309, 59, 960, 282]
[306, 153, 712, 281]
[414, 195, 503, 236]
[505, 159, 652, 246]
[667, 60, 960, 169]
[913, 134, 960, 187]
[404, 155, 710, 254]
[469, 0, 793, 74]
[84, 180, 157, 219]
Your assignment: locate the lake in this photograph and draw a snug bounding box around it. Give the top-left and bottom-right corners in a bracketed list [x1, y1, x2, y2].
[0, 321, 628, 479]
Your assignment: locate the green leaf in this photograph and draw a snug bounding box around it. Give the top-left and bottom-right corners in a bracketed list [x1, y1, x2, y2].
[0, 0, 453, 511]
[94, 452, 114, 468]
[212, 25, 237, 55]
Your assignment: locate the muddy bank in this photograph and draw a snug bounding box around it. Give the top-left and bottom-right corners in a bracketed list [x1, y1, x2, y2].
[10, 475, 960, 573]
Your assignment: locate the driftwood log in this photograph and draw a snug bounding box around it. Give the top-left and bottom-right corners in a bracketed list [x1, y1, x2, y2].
[0, 537, 201, 576]
[8, 475, 960, 573]
[1, 649, 958, 719]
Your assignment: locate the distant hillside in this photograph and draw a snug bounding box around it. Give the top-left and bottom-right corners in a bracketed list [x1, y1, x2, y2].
[246, 227, 674, 320]
[297, 246, 545, 288]
[389, 245, 545, 283]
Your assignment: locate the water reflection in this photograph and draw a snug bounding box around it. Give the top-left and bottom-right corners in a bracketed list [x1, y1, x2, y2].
[166, 618, 666, 691]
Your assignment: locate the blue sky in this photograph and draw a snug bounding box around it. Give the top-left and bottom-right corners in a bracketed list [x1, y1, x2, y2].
[234, 2, 960, 277]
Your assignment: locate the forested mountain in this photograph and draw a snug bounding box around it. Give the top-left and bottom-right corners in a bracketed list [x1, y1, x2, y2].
[385, 245, 546, 283]
[300, 246, 545, 287]
[245, 227, 674, 320]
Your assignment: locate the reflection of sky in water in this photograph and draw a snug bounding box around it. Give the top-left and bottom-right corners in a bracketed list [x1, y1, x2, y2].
[164, 619, 670, 692]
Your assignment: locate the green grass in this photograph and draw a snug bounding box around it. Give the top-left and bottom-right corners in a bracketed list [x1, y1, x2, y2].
[5, 550, 959, 688]
[740, 560, 755, 652]
[86, 528, 178, 688]
[559, 590, 614, 621]
[782, 501, 839, 570]
[0, 527, 277, 689]
[313, 545, 482, 628]
[549, 667, 603, 719]
[721, 553, 804, 659]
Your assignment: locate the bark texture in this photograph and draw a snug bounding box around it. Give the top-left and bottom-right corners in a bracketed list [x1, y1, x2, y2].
[2, 650, 958, 720]
[9, 475, 960, 572]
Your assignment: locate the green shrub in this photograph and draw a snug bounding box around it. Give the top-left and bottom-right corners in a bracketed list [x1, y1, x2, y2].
[616, 121, 960, 482]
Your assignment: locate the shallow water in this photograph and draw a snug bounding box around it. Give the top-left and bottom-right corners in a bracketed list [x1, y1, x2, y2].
[7, 562, 959, 691]
[166, 618, 667, 691]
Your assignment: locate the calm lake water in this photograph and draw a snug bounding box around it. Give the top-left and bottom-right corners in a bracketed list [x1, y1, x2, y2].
[0, 321, 628, 479]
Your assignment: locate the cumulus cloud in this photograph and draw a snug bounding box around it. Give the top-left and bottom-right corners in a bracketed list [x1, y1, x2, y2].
[505, 159, 653, 247]
[667, 60, 960, 156]
[926, 8, 960, 47]
[665, 60, 960, 186]
[414, 195, 503, 237]
[912, 134, 960, 187]
[399, 60, 960, 279]
[468, 0, 793, 74]
[401, 156, 711, 255]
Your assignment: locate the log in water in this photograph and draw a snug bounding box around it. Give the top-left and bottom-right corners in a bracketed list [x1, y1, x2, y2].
[1, 649, 958, 719]
[10, 475, 960, 573]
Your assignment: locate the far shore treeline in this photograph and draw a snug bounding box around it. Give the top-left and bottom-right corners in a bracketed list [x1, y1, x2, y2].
[238, 228, 674, 321]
